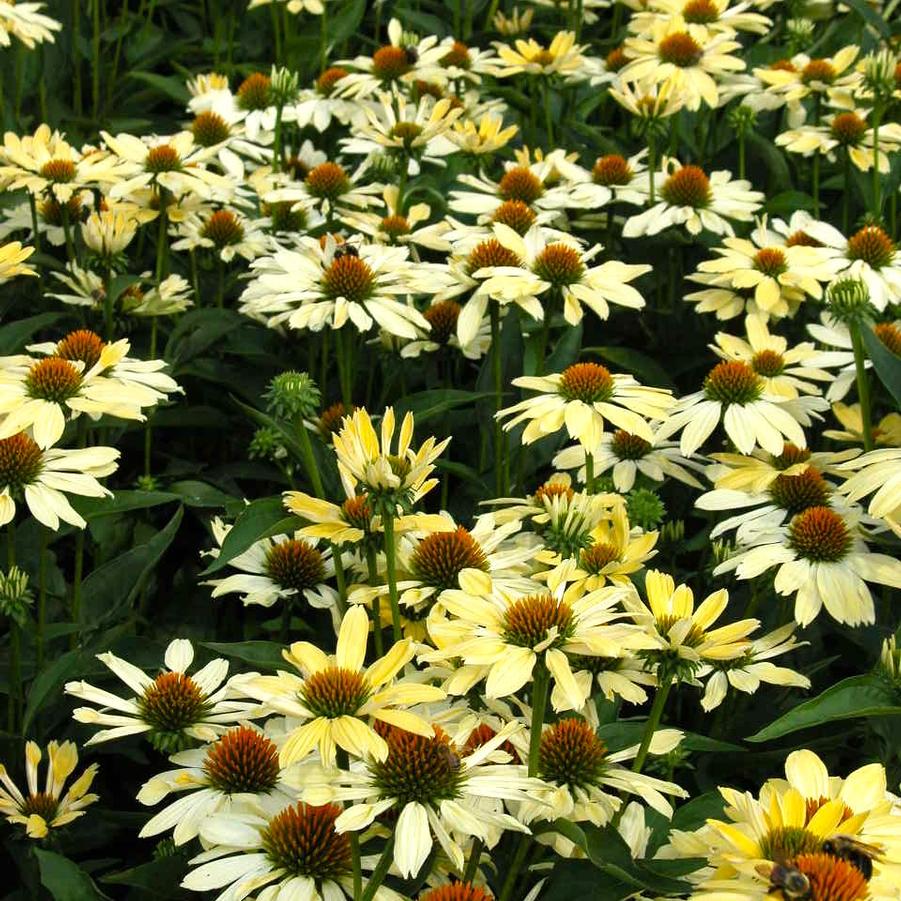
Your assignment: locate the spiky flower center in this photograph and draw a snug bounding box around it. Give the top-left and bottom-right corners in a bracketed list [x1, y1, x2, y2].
[790, 853, 868, 901]
[830, 112, 867, 145]
[237, 72, 271, 110]
[533, 244, 585, 286]
[658, 32, 703, 67]
[321, 255, 374, 303]
[539, 718, 607, 789]
[39, 196, 86, 227]
[759, 826, 822, 860]
[492, 199, 536, 234]
[581, 542, 620, 573]
[319, 401, 353, 437]
[606, 46, 628, 71]
[266, 201, 307, 233]
[751, 349, 785, 377]
[682, 0, 719, 23]
[786, 230, 822, 247]
[442, 40, 471, 68]
[20, 792, 59, 821]
[770, 467, 830, 515]
[420, 885, 494, 901]
[611, 429, 652, 460]
[380, 214, 410, 239]
[316, 67, 349, 95]
[138, 672, 210, 734]
[466, 238, 521, 274]
[502, 594, 573, 648]
[801, 59, 836, 85]
[754, 247, 787, 277]
[661, 165, 711, 208]
[770, 59, 798, 72]
[305, 162, 350, 201]
[411, 526, 489, 589]
[40, 159, 76, 183]
[370, 725, 464, 806]
[0, 433, 43, 492]
[341, 494, 372, 530]
[203, 726, 280, 794]
[145, 144, 181, 173]
[789, 505, 851, 562]
[262, 803, 351, 879]
[559, 362, 615, 403]
[534, 482, 574, 504]
[264, 539, 325, 592]
[390, 122, 423, 147]
[875, 323, 901, 356]
[26, 357, 82, 403]
[191, 111, 231, 147]
[703, 360, 762, 405]
[301, 667, 370, 718]
[656, 613, 705, 646]
[847, 225, 895, 270]
[593, 154, 632, 186]
[424, 300, 461, 344]
[773, 443, 811, 468]
[372, 45, 413, 81]
[498, 167, 544, 204]
[201, 210, 244, 248]
[56, 329, 105, 370]
[461, 723, 520, 761]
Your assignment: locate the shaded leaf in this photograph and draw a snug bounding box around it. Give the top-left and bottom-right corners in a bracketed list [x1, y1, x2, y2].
[35, 849, 105, 901]
[862, 324, 901, 407]
[199, 497, 289, 576]
[201, 640, 287, 671]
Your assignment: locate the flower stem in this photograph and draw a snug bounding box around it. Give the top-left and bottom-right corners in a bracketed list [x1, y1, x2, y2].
[319, 1, 328, 74]
[584, 451, 595, 494]
[542, 79, 554, 145]
[498, 833, 531, 901]
[91, 0, 101, 119]
[528, 662, 550, 777]
[7, 621, 19, 733]
[647, 133, 656, 205]
[871, 104, 883, 218]
[463, 838, 484, 883]
[143, 319, 159, 479]
[738, 131, 746, 180]
[490, 304, 507, 498]
[36, 526, 47, 668]
[332, 547, 348, 617]
[382, 513, 403, 642]
[365, 543, 384, 657]
[336, 749, 363, 901]
[842, 148, 851, 234]
[811, 152, 820, 218]
[631, 671, 673, 774]
[296, 417, 325, 498]
[360, 834, 395, 901]
[850, 321, 875, 452]
[155, 190, 169, 282]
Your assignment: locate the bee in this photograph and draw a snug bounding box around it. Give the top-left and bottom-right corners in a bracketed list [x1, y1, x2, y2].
[822, 835, 884, 880]
[403, 45, 419, 65]
[436, 745, 461, 772]
[333, 243, 359, 259]
[758, 863, 810, 901]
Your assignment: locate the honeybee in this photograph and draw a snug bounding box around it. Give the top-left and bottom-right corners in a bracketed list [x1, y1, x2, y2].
[437, 745, 461, 771]
[403, 45, 419, 65]
[822, 835, 884, 880]
[758, 863, 810, 901]
[333, 243, 359, 259]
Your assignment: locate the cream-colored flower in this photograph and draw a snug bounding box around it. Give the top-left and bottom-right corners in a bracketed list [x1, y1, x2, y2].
[491, 31, 586, 77]
[0, 241, 36, 282]
[447, 112, 519, 155]
[0, 741, 98, 838]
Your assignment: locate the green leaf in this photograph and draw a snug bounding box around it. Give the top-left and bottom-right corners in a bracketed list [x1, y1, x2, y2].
[547, 323, 583, 372]
[167, 480, 236, 508]
[841, 0, 890, 35]
[71, 490, 180, 520]
[24, 649, 89, 731]
[862, 324, 901, 407]
[671, 790, 725, 831]
[35, 849, 105, 901]
[0, 312, 69, 354]
[79, 506, 184, 626]
[583, 346, 675, 388]
[598, 721, 743, 754]
[393, 389, 495, 425]
[199, 496, 289, 576]
[327, 0, 367, 45]
[748, 674, 901, 742]
[201, 640, 287, 671]
[127, 71, 191, 103]
[101, 854, 188, 896]
[541, 860, 634, 901]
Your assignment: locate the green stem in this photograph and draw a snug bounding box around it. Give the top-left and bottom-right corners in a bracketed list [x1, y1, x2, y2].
[497, 833, 531, 901]
[331, 546, 348, 617]
[273, 103, 284, 172]
[280, 598, 292, 644]
[61, 203, 75, 261]
[36, 527, 47, 668]
[91, 0, 101, 120]
[72, 0, 83, 116]
[319, 1, 328, 73]
[71, 531, 85, 642]
[215, 259, 225, 308]
[382, 513, 402, 642]
[738, 131, 746, 180]
[542, 79, 554, 146]
[191, 249, 200, 304]
[270, 1, 282, 65]
[336, 326, 355, 408]
[811, 152, 820, 218]
[850, 322, 875, 452]
[102, 261, 114, 340]
[871, 104, 883, 217]
[155, 190, 169, 282]
[528, 662, 550, 777]
[631, 672, 673, 774]
[490, 304, 507, 498]
[335, 750, 363, 900]
[143, 319, 158, 479]
[463, 838, 483, 884]
[7, 621, 19, 733]
[647, 133, 656, 205]
[365, 543, 384, 658]
[296, 417, 325, 497]
[584, 451, 594, 494]
[842, 148, 851, 234]
[360, 834, 395, 901]
[27, 192, 41, 256]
